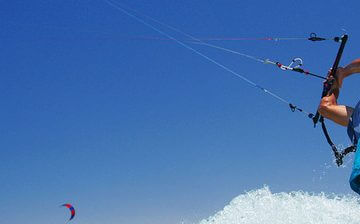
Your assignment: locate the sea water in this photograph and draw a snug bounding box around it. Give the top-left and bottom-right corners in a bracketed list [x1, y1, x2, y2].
[199, 186, 360, 224]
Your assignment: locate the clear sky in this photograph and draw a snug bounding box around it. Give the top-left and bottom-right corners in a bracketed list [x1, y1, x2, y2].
[1, 0, 360, 224]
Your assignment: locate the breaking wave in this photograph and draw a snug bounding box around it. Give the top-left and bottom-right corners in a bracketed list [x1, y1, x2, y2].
[199, 186, 360, 224]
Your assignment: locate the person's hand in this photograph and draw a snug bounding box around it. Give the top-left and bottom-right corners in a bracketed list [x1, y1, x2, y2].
[326, 67, 344, 89]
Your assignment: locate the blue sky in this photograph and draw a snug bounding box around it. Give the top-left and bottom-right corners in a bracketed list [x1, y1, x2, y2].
[1, 0, 360, 224]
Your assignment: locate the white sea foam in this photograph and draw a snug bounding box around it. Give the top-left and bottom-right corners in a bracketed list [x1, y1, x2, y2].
[199, 186, 360, 224]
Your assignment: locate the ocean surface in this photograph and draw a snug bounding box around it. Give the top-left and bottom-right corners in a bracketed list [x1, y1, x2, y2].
[199, 186, 360, 224]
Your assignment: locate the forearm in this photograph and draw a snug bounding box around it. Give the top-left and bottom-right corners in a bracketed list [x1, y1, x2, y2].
[343, 59, 360, 79]
[329, 59, 360, 98]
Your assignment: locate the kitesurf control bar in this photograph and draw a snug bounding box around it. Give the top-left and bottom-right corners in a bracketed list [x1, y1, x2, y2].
[312, 34, 348, 126]
[312, 35, 353, 166]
